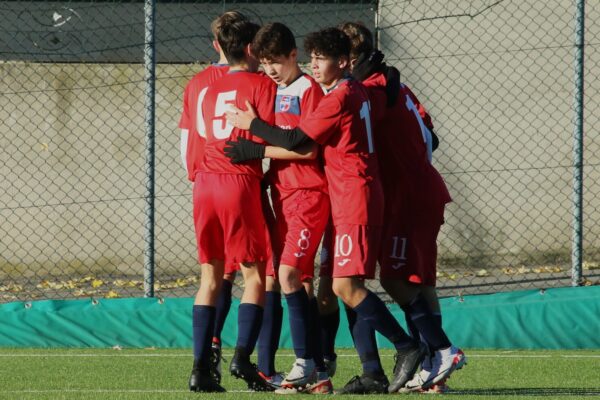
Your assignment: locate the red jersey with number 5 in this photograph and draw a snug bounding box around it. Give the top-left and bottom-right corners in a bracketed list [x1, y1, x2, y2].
[298, 78, 383, 226]
[363, 72, 451, 209]
[179, 64, 229, 181]
[199, 71, 276, 177]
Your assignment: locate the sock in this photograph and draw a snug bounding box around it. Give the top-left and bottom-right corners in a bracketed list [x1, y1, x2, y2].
[236, 303, 264, 354]
[309, 297, 326, 372]
[319, 307, 340, 360]
[404, 295, 451, 351]
[212, 279, 233, 344]
[352, 317, 384, 375]
[285, 289, 311, 359]
[192, 305, 216, 369]
[344, 304, 357, 341]
[353, 291, 413, 350]
[257, 291, 282, 376]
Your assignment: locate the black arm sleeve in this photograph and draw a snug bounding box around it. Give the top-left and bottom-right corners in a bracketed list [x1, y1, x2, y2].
[250, 118, 314, 150]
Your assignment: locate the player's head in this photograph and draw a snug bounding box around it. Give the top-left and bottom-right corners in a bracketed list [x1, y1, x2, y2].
[210, 11, 248, 61]
[338, 21, 374, 70]
[252, 23, 300, 86]
[304, 27, 351, 89]
[217, 19, 261, 71]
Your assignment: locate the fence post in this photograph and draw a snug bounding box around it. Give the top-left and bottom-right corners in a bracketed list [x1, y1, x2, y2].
[143, 0, 156, 297]
[571, 0, 585, 287]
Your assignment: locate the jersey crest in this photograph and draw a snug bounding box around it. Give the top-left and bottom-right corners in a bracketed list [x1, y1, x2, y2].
[276, 94, 300, 115]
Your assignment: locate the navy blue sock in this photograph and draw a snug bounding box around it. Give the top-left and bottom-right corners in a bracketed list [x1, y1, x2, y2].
[319, 307, 339, 360]
[353, 291, 413, 350]
[192, 305, 216, 369]
[352, 317, 384, 375]
[344, 304, 357, 341]
[309, 297, 326, 371]
[285, 289, 311, 359]
[257, 291, 282, 376]
[405, 311, 421, 341]
[236, 303, 264, 354]
[404, 295, 451, 351]
[212, 279, 233, 344]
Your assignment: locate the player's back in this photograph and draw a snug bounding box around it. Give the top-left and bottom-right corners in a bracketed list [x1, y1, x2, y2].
[179, 64, 228, 181]
[364, 72, 451, 208]
[200, 71, 276, 177]
[269, 74, 327, 194]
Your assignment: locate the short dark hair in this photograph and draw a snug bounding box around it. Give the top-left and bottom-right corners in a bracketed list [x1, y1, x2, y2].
[338, 21, 374, 60]
[252, 23, 296, 60]
[304, 27, 350, 60]
[210, 11, 247, 39]
[217, 20, 261, 64]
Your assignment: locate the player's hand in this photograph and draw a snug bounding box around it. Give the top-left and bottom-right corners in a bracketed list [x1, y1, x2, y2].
[224, 138, 266, 164]
[225, 100, 257, 130]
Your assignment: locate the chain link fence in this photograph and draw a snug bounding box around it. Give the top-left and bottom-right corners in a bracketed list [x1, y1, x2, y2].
[1, 0, 598, 302]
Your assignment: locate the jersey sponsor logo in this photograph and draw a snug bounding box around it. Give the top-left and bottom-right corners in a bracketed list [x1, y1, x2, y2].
[276, 94, 300, 115]
[337, 258, 351, 267]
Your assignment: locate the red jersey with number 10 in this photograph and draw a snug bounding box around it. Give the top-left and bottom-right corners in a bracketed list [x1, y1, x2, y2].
[179, 64, 229, 182]
[299, 78, 383, 226]
[199, 71, 276, 177]
[269, 74, 327, 194]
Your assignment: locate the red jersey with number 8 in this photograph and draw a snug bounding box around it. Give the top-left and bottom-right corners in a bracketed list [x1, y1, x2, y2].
[200, 71, 276, 177]
[299, 78, 383, 226]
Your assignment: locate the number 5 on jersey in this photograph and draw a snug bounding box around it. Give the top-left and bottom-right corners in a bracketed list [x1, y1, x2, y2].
[197, 89, 237, 139]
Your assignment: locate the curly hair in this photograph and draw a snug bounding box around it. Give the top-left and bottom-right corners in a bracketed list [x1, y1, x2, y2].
[252, 22, 296, 60]
[303, 27, 350, 60]
[338, 21, 374, 60]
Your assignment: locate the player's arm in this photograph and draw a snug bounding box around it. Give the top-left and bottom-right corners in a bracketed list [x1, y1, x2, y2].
[178, 84, 191, 177]
[225, 100, 313, 150]
[224, 139, 317, 164]
[180, 129, 189, 174]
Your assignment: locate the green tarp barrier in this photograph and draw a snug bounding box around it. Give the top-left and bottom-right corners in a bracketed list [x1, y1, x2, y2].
[1, 285, 598, 349]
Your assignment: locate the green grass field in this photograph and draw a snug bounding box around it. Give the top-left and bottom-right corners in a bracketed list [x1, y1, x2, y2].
[0, 348, 598, 399]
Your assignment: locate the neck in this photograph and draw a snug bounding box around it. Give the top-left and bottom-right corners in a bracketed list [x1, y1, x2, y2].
[229, 63, 250, 72]
[281, 66, 303, 87]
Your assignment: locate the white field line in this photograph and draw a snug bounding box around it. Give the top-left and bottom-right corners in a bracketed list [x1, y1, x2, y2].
[0, 389, 253, 393]
[0, 353, 598, 358]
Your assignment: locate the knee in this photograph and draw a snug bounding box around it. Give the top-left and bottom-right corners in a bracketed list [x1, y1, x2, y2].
[278, 266, 302, 294]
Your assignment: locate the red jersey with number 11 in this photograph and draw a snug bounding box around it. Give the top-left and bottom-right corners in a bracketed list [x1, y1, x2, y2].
[199, 71, 276, 177]
[299, 78, 383, 226]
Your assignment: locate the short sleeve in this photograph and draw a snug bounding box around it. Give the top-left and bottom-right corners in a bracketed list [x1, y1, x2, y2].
[300, 81, 325, 119]
[298, 92, 342, 145]
[255, 78, 277, 126]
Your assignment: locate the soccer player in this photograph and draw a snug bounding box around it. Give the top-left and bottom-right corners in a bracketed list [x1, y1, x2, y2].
[178, 10, 249, 391]
[224, 27, 426, 394]
[226, 22, 333, 393]
[339, 21, 466, 393]
[187, 17, 277, 392]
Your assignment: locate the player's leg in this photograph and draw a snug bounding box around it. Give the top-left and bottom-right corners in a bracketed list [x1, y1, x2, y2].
[209, 268, 237, 384]
[316, 219, 340, 377]
[222, 174, 274, 391]
[189, 172, 226, 392]
[332, 224, 425, 394]
[257, 275, 284, 386]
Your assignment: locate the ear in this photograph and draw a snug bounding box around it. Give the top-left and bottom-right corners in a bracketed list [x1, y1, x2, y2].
[245, 43, 254, 58]
[212, 39, 221, 54]
[289, 48, 298, 60]
[338, 55, 349, 70]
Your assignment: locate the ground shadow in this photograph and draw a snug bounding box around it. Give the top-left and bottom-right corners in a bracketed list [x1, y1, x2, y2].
[448, 388, 600, 396]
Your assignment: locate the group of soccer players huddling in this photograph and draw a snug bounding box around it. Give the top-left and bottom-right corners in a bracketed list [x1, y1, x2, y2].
[178, 10, 466, 395]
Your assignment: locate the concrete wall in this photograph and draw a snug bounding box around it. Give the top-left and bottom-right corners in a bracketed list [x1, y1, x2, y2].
[378, 0, 600, 268]
[1, 0, 599, 292]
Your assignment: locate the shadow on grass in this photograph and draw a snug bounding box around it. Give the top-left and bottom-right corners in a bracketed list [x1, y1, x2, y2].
[449, 388, 600, 396]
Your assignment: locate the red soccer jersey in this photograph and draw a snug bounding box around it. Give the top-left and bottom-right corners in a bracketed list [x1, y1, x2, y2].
[299, 78, 384, 226]
[363, 72, 451, 210]
[179, 64, 228, 182]
[199, 71, 276, 177]
[269, 74, 327, 194]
